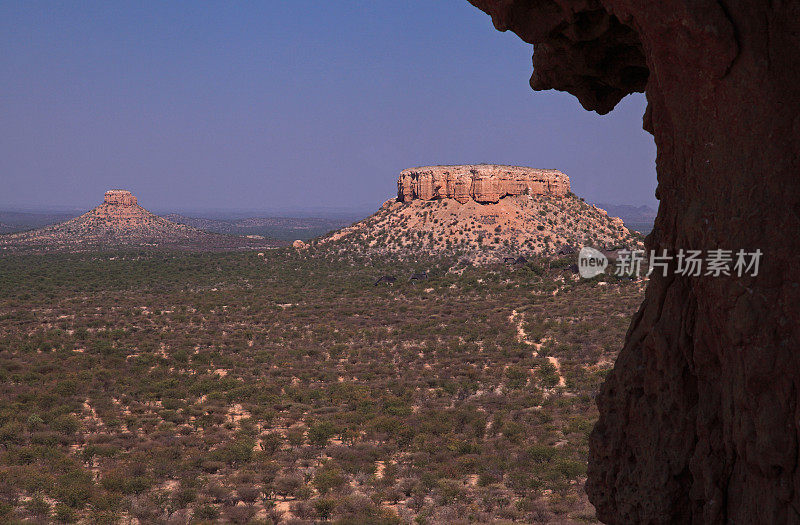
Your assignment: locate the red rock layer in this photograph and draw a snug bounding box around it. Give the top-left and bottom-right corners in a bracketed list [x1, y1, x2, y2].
[397, 165, 570, 204]
[104, 190, 138, 206]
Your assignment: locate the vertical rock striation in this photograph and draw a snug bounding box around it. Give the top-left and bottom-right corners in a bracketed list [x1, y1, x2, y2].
[104, 190, 138, 206]
[467, 0, 800, 523]
[397, 165, 570, 204]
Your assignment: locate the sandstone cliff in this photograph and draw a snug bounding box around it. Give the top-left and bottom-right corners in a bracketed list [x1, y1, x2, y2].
[104, 189, 138, 206]
[397, 165, 569, 204]
[468, 1, 800, 523]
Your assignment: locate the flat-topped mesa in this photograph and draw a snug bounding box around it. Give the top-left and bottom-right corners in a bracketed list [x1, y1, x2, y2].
[397, 165, 570, 204]
[104, 190, 138, 206]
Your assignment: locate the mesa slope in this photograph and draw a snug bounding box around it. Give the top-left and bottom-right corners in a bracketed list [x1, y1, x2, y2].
[0, 190, 277, 253]
[319, 166, 641, 263]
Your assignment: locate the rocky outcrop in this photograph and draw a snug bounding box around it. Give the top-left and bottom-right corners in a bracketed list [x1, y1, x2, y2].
[86, 190, 155, 227]
[397, 165, 569, 204]
[104, 190, 138, 206]
[468, 1, 800, 523]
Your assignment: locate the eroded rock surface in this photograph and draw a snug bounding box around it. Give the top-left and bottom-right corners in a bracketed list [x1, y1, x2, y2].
[397, 165, 570, 204]
[104, 189, 138, 206]
[468, 0, 800, 523]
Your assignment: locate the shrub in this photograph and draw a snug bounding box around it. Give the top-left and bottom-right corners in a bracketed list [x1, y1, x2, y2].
[25, 495, 51, 519]
[223, 504, 256, 524]
[211, 437, 254, 466]
[313, 466, 346, 495]
[54, 470, 94, 508]
[54, 503, 77, 523]
[539, 362, 560, 387]
[99, 469, 150, 496]
[27, 413, 45, 429]
[435, 479, 463, 505]
[51, 414, 81, 434]
[526, 444, 557, 463]
[272, 473, 303, 496]
[308, 421, 337, 448]
[314, 497, 337, 520]
[194, 504, 220, 520]
[259, 432, 282, 454]
[236, 484, 260, 504]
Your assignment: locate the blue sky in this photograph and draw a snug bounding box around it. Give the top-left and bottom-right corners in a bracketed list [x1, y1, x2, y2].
[1, 1, 657, 214]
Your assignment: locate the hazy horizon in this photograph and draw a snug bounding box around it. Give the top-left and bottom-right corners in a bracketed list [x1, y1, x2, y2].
[0, 197, 658, 220]
[1, 1, 657, 213]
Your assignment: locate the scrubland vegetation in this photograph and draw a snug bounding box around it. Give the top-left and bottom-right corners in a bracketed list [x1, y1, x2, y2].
[0, 249, 643, 523]
[318, 194, 643, 263]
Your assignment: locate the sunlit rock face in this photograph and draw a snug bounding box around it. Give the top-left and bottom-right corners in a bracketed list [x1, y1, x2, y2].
[104, 190, 138, 206]
[89, 190, 152, 227]
[397, 165, 570, 204]
[468, 0, 800, 523]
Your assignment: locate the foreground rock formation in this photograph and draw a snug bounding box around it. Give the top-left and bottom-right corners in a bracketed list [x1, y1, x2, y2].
[468, 0, 800, 523]
[397, 165, 570, 204]
[0, 190, 275, 252]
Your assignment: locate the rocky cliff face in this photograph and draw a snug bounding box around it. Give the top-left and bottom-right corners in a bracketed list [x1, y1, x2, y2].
[397, 165, 569, 204]
[104, 190, 138, 206]
[468, 0, 800, 523]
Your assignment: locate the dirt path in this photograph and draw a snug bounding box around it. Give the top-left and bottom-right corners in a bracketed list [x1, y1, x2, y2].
[510, 309, 542, 354]
[510, 309, 564, 386]
[547, 356, 567, 387]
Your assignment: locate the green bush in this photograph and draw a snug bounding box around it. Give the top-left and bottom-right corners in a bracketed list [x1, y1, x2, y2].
[314, 466, 346, 495]
[193, 504, 220, 520]
[51, 414, 80, 434]
[54, 470, 94, 508]
[308, 421, 337, 448]
[314, 497, 337, 520]
[54, 503, 77, 523]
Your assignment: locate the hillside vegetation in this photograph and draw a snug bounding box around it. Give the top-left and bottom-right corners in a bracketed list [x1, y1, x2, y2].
[318, 194, 642, 263]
